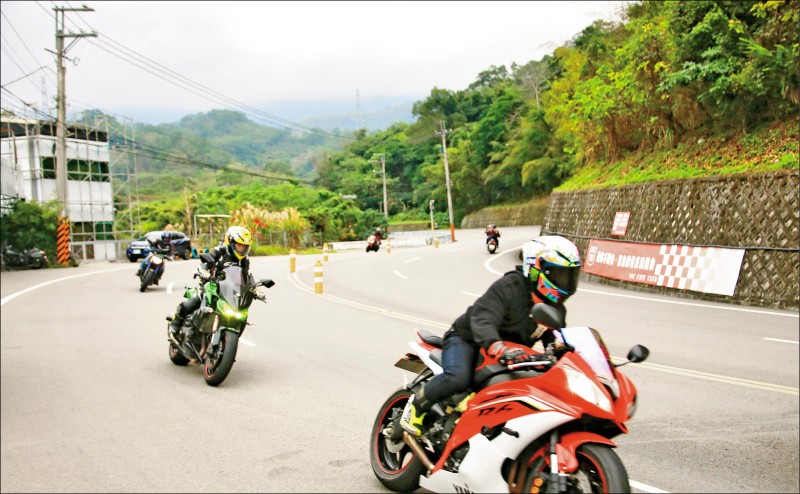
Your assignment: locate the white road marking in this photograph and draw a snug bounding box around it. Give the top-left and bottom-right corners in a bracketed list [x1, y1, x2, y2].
[616, 359, 799, 396]
[485, 247, 519, 275]
[240, 338, 256, 347]
[578, 288, 799, 318]
[462, 292, 481, 298]
[763, 337, 799, 345]
[630, 480, 669, 493]
[167, 281, 175, 294]
[1, 266, 133, 306]
[393, 269, 408, 280]
[289, 266, 798, 395]
[404, 256, 421, 263]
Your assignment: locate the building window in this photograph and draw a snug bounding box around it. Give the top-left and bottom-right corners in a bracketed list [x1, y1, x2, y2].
[42, 157, 56, 179]
[70, 221, 114, 242]
[41, 158, 110, 182]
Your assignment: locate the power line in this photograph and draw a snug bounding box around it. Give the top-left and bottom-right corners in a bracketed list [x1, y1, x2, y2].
[2, 86, 310, 187]
[112, 139, 314, 185]
[54, 4, 356, 142]
[6, 2, 363, 143]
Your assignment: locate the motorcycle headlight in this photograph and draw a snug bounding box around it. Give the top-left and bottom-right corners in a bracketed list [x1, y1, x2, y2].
[564, 366, 613, 413]
[216, 299, 246, 319]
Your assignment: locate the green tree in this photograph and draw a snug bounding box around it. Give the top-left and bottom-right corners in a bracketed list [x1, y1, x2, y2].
[0, 199, 61, 255]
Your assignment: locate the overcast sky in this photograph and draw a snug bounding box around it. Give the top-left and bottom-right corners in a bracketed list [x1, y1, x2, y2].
[1, 1, 630, 125]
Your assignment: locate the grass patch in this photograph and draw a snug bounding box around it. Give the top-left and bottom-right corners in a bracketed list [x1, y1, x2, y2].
[557, 118, 799, 191]
[251, 245, 322, 256]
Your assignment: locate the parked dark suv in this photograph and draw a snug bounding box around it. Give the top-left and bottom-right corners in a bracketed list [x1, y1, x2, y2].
[126, 231, 192, 262]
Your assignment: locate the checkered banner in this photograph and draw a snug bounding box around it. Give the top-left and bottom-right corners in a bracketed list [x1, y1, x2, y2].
[584, 239, 745, 296]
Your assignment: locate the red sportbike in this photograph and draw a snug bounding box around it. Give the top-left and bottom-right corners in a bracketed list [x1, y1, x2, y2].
[370, 304, 649, 493]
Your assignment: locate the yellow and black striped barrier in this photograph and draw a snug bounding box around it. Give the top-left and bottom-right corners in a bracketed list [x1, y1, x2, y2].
[56, 216, 71, 266]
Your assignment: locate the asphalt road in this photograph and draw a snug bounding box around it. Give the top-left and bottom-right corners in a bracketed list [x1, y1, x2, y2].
[1, 226, 797, 493]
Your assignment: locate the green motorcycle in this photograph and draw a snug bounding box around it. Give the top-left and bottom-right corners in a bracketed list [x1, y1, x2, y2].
[167, 262, 275, 386]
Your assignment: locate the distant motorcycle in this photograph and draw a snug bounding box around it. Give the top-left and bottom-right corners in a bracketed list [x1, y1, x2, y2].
[1, 244, 49, 270]
[366, 234, 381, 252]
[487, 235, 499, 254]
[486, 228, 501, 254]
[139, 251, 167, 292]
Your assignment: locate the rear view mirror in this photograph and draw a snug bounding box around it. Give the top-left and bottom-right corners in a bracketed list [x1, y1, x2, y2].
[530, 303, 565, 329]
[627, 345, 649, 363]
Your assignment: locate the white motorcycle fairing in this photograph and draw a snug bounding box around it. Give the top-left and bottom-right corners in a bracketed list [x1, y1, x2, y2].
[419, 411, 575, 493]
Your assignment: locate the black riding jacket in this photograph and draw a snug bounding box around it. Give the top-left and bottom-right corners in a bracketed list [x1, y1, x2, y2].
[150, 238, 172, 255]
[204, 245, 250, 279]
[450, 266, 567, 351]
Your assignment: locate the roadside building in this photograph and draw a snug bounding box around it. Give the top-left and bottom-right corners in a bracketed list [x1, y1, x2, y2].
[0, 116, 116, 261]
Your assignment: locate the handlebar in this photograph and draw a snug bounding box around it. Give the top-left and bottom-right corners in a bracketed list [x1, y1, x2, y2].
[506, 358, 553, 371]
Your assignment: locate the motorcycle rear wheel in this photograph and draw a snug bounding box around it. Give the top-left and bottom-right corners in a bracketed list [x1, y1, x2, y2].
[203, 330, 239, 386]
[140, 271, 154, 292]
[370, 388, 426, 492]
[522, 443, 630, 493]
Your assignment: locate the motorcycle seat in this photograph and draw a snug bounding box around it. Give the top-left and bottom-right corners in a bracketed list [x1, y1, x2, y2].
[417, 329, 444, 348]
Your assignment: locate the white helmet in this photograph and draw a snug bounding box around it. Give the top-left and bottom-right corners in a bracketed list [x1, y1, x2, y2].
[521, 236, 582, 304]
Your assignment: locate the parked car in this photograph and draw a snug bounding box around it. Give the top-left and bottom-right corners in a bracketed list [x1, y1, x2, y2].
[126, 231, 192, 262]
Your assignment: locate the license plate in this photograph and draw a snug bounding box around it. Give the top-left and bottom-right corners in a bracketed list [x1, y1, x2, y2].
[132, 249, 141, 254]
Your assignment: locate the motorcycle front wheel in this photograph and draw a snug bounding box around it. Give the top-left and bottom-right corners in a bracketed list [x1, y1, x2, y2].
[370, 388, 426, 492]
[522, 443, 630, 493]
[140, 270, 154, 292]
[203, 330, 239, 386]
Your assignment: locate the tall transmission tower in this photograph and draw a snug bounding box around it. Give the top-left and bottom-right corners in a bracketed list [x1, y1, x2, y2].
[355, 89, 362, 132]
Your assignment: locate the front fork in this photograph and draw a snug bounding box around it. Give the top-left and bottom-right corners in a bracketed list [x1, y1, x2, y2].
[546, 430, 568, 494]
[535, 430, 617, 494]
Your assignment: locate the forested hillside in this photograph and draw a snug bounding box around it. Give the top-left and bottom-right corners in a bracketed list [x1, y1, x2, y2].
[103, 0, 798, 245]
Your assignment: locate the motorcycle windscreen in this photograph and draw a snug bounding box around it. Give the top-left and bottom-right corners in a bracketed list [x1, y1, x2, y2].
[560, 327, 616, 389]
[218, 265, 249, 310]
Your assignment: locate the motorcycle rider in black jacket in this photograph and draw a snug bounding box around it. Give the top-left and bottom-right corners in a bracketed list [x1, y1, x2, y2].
[136, 231, 172, 283]
[400, 235, 583, 436]
[168, 226, 256, 336]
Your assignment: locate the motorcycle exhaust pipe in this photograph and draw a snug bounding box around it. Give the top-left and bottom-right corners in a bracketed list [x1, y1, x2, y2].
[402, 432, 435, 472]
[167, 332, 181, 346]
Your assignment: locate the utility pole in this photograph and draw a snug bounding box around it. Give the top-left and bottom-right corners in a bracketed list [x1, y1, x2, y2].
[53, 5, 96, 217]
[429, 199, 435, 244]
[51, 5, 96, 266]
[435, 120, 456, 242]
[370, 153, 388, 220]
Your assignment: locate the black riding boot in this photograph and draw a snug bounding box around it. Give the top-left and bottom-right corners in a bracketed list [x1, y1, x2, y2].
[169, 304, 187, 335]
